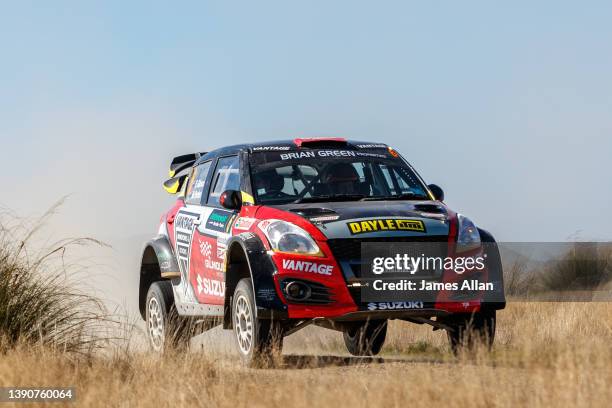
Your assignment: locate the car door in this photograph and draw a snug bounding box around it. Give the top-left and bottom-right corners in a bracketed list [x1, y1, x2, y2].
[188, 155, 240, 305]
[171, 160, 214, 304]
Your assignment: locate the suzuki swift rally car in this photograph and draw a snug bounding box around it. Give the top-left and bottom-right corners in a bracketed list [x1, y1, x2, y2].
[139, 138, 504, 364]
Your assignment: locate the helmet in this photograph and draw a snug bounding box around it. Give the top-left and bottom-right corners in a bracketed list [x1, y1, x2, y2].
[255, 169, 284, 195]
[323, 163, 359, 195]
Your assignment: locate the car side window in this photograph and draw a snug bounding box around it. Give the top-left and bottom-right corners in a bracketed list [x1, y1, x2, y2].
[207, 156, 240, 206]
[379, 165, 397, 194]
[185, 161, 212, 204]
[377, 164, 427, 197]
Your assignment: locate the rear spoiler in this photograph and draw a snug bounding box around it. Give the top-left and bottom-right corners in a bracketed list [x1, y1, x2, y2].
[164, 152, 207, 194]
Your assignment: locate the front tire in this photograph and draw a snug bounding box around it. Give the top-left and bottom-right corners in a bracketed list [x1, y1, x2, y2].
[232, 278, 283, 367]
[146, 281, 192, 352]
[343, 320, 388, 356]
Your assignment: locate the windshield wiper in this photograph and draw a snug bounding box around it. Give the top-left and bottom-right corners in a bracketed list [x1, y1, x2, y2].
[362, 193, 428, 201]
[294, 194, 366, 204]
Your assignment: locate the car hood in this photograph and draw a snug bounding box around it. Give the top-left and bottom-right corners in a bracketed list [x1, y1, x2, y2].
[274, 200, 451, 239]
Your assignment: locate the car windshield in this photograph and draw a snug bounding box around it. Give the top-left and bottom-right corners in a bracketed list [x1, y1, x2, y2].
[249, 148, 431, 205]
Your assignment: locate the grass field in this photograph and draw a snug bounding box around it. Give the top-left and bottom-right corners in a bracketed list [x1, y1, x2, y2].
[2, 301, 611, 408]
[2, 212, 610, 407]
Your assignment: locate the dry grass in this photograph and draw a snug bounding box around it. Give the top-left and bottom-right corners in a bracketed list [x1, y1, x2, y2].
[0, 201, 119, 354]
[2, 205, 611, 407]
[1, 302, 611, 408]
[503, 243, 612, 298]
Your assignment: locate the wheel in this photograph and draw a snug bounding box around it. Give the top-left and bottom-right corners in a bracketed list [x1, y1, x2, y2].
[232, 278, 283, 367]
[343, 320, 388, 356]
[146, 281, 192, 352]
[445, 310, 496, 354]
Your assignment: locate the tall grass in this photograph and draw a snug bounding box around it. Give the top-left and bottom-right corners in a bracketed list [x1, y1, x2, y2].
[539, 243, 612, 291]
[503, 243, 612, 298]
[0, 201, 116, 354]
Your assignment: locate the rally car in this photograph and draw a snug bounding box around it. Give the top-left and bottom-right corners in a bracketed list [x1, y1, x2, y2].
[139, 138, 504, 365]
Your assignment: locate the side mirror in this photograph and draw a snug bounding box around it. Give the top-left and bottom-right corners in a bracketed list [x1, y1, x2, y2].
[220, 190, 242, 210]
[428, 184, 444, 201]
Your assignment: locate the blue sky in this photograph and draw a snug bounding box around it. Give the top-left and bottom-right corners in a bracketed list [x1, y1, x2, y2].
[1, 1, 611, 243]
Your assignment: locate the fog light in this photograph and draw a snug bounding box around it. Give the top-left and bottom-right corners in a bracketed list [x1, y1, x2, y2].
[285, 281, 311, 301]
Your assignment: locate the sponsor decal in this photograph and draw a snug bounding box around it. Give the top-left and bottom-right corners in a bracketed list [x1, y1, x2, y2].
[281, 151, 347, 160]
[205, 258, 225, 272]
[252, 145, 291, 151]
[177, 246, 189, 257]
[279, 150, 387, 161]
[175, 214, 196, 231]
[199, 239, 212, 258]
[234, 217, 256, 230]
[239, 232, 256, 240]
[281, 259, 333, 276]
[367, 301, 424, 311]
[205, 209, 232, 232]
[173, 211, 200, 290]
[196, 275, 226, 297]
[176, 231, 191, 244]
[356, 152, 387, 158]
[257, 219, 274, 232]
[197, 237, 226, 272]
[189, 179, 206, 200]
[347, 218, 426, 234]
[257, 287, 277, 301]
[355, 143, 387, 149]
[216, 244, 227, 259]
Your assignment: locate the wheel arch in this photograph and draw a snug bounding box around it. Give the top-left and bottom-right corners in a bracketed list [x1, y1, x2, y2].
[139, 236, 180, 318]
[223, 240, 253, 329]
[478, 228, 506, 310]
[223, 234, 287, 329]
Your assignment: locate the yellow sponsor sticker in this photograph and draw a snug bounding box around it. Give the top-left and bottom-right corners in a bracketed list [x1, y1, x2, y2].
[347, 219, 426, 234]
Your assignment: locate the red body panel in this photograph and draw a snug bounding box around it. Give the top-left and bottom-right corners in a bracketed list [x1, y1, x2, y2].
[190, 232, 226, 305]
[232, 205, 359, 319]
[164, 199, 185, 248]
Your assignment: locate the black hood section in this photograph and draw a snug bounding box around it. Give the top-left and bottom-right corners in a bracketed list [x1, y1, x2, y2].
[278, 200, 448, 223]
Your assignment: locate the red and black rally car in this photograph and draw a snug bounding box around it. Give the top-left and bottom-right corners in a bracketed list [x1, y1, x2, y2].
[139, 138, 504, 364]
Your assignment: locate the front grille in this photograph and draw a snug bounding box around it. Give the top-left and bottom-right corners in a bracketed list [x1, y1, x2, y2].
[326, 236, 449, 306]
[327, 236, 449, 263]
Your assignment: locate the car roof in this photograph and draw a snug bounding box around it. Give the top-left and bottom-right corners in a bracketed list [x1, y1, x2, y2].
[194, 139, 389, 165]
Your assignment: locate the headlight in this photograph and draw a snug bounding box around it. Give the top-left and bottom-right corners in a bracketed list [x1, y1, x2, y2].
[259, 220, 323, 256]
[456, 214, 481, 253]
